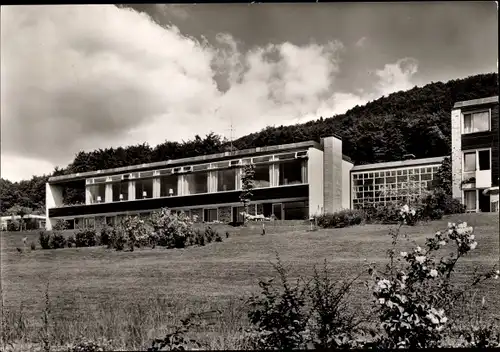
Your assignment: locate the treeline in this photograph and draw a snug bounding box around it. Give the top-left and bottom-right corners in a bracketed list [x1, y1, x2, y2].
[1, 73, 497, 213]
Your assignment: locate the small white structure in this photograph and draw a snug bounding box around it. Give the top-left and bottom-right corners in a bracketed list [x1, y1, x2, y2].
[0, 214, 46, 231]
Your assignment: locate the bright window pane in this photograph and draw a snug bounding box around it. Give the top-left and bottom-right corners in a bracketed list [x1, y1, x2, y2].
[464, 114, 472, 133]
[217, 169, 236, 191]
[464, 190, 476, 210]
[472, 111, 489, 132]
[464, 152, 476, 172]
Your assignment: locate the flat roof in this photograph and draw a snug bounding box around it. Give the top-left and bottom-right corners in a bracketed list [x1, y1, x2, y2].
[351, 156, 447, 172]
[49, 139, 351, 184]
[453, 96, 498, 109]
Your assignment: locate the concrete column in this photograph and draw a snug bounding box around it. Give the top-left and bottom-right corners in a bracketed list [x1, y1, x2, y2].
[307, 147, 324, 218]
[85, 186, 91, 205]
[153, 178, 161, 198]
[105, 181, 112, 203]
[322, 136, 343, 214]
[45, 183, 63, 230]
[128, 180, 136, 201]
[342, 159, 354, 209]
[451, 108, 462, 200]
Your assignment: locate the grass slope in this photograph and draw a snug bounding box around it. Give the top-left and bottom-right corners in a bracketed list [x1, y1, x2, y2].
[1, 214, 499, 349]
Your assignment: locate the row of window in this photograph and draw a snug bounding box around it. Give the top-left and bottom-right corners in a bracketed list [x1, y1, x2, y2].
[463, 149, 491, 173]
[351, 165, 441, 208]
[87, 159, 307, 204]
[61, 201, 310, 228]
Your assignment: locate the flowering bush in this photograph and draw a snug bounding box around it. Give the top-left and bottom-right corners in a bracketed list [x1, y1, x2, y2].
[121, 216, 152, 251]
[150, 209, 196, 249]
[367, 205, 499, 348]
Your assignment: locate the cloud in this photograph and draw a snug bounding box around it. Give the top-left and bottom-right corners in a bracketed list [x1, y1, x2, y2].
[374, 57, 418, 96]
[355, 36, 367, 47]
[1, 5, 418, 181]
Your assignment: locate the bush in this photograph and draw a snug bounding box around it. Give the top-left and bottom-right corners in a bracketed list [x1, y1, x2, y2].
[7, 221, 19, 232]
[39, 230, 51, 249]
[30, 241, 36, 250]
[109, 227, 126, 251]
[75, 228, 98, 247]
[150, 208, 196, 249]
[316, 209, 364, 228]
[66, 235, 76, 248]
[420, 189, 466, 221]
[99, 226, 113, 247]
[361, 204, 402, 225]
[366, 205, 499, 349]
[52, 219, 69, 231]
[247, 255, 362, 350]
[49, 232, 67, 249]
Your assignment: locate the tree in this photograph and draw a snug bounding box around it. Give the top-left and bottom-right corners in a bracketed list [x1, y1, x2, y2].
[433, 157, 452, 195]
[239, 164, 255, 223]
[7, 205, 32, 231]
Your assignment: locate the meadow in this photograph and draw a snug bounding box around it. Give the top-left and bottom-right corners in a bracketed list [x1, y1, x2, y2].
[1, 213, 499, 350]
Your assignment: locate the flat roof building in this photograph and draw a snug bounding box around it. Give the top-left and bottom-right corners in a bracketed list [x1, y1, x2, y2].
[46, 136, 354, 230]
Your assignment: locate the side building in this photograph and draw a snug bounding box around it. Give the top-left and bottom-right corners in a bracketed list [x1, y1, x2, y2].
[350, 156, 446, 209]
[46, 136, 354, 230]
[451, 96, 499, 212]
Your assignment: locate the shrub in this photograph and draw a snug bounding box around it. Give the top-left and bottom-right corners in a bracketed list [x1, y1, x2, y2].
[150, 208, 196, 249]
[204, 226, 219, 243]
[99, 226, 113, 247]
[420, 189, 466, 220]
[49, 232, 67, 249]
[247, 255, 363, 350]
[39, 230, 51, 249]
[316, 209, 364, 228]
[67, 337, 113, 352]
[74, 228, 98, 248]
[7, 221, 19, 232]
[366, 204, 499, 349]
[109, 227, 126, 251]
[362, 204, 402, 225]
[52, 219, 69, 231]
[194, 229, 205, 246]
[30, 241, 36, 250]
[67, 235, 76, 248]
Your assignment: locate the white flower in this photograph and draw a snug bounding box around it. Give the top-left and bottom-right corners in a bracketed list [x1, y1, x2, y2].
[427, 314, 439, 325]
[401, 205, 410, 213]
[441, 316, 448, 324]
[429, 269, 438, 277]
[401, 275, 408, 282]
[415, 246, 422, 253]
[410, 209, 416, 216]
[415, 256, 426, 264]
[438, 240, 446, 246]
[379, 298, 386, 305]
[400, 283, 406, 289]
[470, 234, 475, 240]
[400, 251, 408, 257]
[470, 241, 477, 250]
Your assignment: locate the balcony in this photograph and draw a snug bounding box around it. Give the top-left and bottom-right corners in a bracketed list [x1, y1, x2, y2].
[476, 170, 492, 188]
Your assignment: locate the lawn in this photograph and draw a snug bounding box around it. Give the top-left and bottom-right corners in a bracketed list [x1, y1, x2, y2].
[1, 213, 499, 350]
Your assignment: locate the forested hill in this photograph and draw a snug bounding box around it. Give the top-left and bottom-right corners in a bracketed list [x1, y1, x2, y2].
[233, 73, 498, 164]
[0, 73, 498, 213]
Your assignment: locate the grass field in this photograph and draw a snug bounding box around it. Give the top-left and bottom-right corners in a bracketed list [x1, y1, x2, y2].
[1, 213, 499, 350]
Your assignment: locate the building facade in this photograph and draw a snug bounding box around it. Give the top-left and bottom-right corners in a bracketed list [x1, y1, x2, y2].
[451, 96, 499, 212]
[46, 136, 354, 230]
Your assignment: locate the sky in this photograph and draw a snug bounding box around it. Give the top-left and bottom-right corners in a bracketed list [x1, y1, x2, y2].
[1, 2, 498, 182]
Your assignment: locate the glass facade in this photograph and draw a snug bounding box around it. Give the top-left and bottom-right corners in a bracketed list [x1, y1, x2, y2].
[160, 175, 178, 197]
[88, 183, 106, 204]
[217, 168, 237, 192]
[253, 164, 270, 188]
[185, 172, 208, 195]
[135, 178, 153, 199]
[351, 165, 441, 208]
[112, 181, 129, 202]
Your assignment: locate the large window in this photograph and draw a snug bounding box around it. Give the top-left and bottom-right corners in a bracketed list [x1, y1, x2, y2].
[112, 181, 129, 202]
[88, 184, 106, 204]
[463, 111, 490, 134]
[185, 172, 208, 195]
[135, 178, 153, 199]
[217, 169, 236, 192]
[278, 160, 305, 185]
[160, 175, 178, 197]
[464, 190, 477, 211]
[253, 164, 270, 188]
[204, 208, 218, 222]
[464, 149, 491, 173]
[283, 201, 308, 220]
[351, 165, 441, 208]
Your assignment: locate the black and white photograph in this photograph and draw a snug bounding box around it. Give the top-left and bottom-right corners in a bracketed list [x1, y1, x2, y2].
[1, 2, 499, 350]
